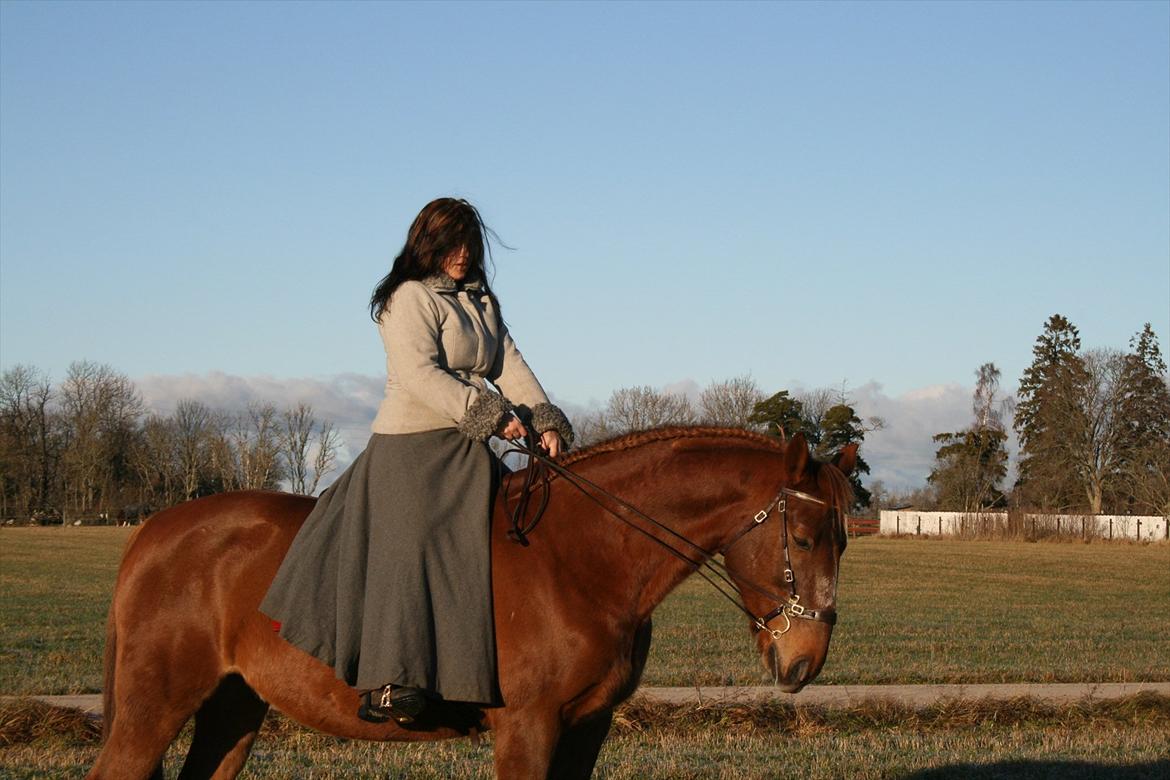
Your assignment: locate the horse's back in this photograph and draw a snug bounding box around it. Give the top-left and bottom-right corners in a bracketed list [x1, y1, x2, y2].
[113, 491, 316, 645]
[122, 490, 314, 566]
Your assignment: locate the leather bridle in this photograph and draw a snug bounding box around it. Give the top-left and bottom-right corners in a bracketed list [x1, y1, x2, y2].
[717, 487, 839, 638]
[502, 442, 842, 640]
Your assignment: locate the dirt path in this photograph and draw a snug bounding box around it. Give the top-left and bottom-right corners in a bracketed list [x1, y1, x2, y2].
[15, 682, 1170, 717]
[638, 682, 1170, 707]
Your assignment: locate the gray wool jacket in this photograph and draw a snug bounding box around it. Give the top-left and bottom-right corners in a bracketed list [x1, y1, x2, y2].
[371, 273, 573, 446]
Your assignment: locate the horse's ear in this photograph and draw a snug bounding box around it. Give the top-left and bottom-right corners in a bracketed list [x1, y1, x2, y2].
[787, 432, 810, 481]
[833, 443, 859, 476]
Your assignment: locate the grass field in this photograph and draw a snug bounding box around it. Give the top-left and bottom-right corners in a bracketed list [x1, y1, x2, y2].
[647, 536, 1170, 688]
[2, 695, 1168, 778]
[2, 528, 1169, 695]
[2, 528, 1169, 777]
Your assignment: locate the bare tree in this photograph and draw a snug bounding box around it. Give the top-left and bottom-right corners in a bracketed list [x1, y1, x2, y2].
[569, 410, 612, 448]
[972, 362, 1011, 431]
[604, 386, 695, 434]
[174, 399, 214, 500]
[698, 375, 764, 429]
[131, 414, 182, 510]
[281, 403, 314, 494]
[568, 384, 698, 447]
[1121, 443, 1170, 517]
[311, 421, 340, 494]
[207, 410, 240, 492]
[233, 402, 283, 490]
[1030, 348, 1128, 514]
[0, 365, 57, 518]
[1070, 349, 1127, 514]
[799, 387, 838, 434]
[280, 403, 341, 495]
[58, 361, 143, 520]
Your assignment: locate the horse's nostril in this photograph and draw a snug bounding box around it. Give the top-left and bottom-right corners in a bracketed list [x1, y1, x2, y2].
[787, 658, 810, 687]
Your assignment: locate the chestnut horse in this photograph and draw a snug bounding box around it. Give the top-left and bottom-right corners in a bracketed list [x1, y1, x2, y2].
[87, 428, 855, 779]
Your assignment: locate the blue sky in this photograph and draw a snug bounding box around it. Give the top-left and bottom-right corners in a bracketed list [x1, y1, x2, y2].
[2, 1, 1168, 487]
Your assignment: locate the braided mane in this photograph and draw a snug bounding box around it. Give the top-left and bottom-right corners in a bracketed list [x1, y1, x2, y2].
[559, 426, 783, 468]
[556, 425, 855, 548]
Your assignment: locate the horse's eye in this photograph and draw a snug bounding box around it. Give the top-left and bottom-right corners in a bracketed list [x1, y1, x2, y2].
[794, 537, 812, 551]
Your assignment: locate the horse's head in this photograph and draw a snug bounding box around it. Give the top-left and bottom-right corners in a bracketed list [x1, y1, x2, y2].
[723, 433, 857, 692]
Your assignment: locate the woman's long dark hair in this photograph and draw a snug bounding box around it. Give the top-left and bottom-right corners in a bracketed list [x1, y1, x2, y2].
[369, 198, 501, 321]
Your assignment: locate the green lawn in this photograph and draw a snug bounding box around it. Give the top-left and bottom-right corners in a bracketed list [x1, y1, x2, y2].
[0, 528, 130, 695]
[647, 537, 1170, 687]
[2, 529, 1169, 695]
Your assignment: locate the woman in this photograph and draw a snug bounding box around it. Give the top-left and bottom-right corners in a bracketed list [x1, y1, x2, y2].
[260, 198, 573, 724]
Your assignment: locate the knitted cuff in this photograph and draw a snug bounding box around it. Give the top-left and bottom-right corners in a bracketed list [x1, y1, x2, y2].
[457, 392, 514, 443]
[531, 402, 575, 449]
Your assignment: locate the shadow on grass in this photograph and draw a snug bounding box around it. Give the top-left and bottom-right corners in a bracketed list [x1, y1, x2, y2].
[905, 759, 1170, 779]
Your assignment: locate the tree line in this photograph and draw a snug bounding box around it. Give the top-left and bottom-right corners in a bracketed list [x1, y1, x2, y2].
[13, 318, 1160, 523]
[924, 319, 1169, 517]
[0, 361, 340, 523]
[572, 376, 883, 509]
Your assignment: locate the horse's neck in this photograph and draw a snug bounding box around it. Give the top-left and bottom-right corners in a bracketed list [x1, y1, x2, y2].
[548, 437, 779, 624]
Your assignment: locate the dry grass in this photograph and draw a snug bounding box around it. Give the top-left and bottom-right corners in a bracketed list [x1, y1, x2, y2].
[611, 692, 1170, 736]
[0, 699, 100, 747]
[2, 697, 1168, 778]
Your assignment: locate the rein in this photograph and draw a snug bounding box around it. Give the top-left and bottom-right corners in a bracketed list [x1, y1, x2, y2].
[502, 441, 838, 638]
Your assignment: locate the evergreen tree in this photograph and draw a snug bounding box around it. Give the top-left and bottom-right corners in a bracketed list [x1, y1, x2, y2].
[1014, 315, 1089, 509]
[747, 390, 808, 440]
[1119, 324, 1170, 447]
[818, 404, 872, 508]
[749, 391, 872, 509]
[1116, 324, 1170, 514]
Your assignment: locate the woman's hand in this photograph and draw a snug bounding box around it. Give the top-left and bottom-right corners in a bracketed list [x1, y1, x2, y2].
[494, 415, 528, 441]
[540, 430, 564, 458]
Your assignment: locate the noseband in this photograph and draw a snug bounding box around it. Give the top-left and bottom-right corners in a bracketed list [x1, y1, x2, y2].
[718, 487, 839, 638]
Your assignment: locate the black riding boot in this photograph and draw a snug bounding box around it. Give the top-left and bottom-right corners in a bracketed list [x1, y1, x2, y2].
[357, 685, 428, 725]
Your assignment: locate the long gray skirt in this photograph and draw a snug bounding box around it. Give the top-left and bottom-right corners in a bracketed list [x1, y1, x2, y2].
[259, 429, 500, 705]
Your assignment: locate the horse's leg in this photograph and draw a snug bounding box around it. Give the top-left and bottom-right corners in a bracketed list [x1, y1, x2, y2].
[86, 688, 198, 780]
[491, 707, 563, 779]
[88, 625, 224, 779]
[177, 674, 269, 780]
[546, 709, 613, 780]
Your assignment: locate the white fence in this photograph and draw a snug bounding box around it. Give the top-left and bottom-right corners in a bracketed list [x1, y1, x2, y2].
[879, 510, 1168, 542]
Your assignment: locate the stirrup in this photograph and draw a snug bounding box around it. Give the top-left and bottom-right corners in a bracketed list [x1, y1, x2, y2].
[357, 686, 427, 725]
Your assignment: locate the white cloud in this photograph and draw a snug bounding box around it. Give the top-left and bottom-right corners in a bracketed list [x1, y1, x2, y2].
[135, 371, 383, 468]
[660, 378, 702, 403]
[849, 381, 972, 490]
